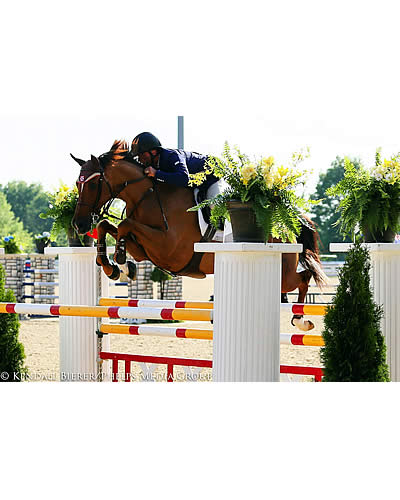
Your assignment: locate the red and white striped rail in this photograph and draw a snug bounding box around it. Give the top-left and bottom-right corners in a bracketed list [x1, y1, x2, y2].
[0, 303, 212, 321]
[280, 303, 328, 316]
[100, 324, 324, 346]
[100, 323, 213, 340]
[100, 298, 330, 317]
[99, 298, 213, 309]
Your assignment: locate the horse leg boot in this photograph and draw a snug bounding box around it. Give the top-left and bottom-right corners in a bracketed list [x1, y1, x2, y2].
[291, 270, 314, 331]
[113, 220, 150, 281]
[113, 219, 135, 265]
[96, 220, 121, 280]
[114, 234, 139, 281]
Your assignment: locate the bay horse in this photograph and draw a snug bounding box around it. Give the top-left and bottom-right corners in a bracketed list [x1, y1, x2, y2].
[71, 140, 327, 331]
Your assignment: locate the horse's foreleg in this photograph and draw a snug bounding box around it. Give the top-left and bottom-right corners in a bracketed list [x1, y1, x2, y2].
[96, 220, 121, 280]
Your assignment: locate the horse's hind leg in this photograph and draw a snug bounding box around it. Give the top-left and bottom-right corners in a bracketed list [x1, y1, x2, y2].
[96, 220, 121, 281]
[290, 270, 315, 331]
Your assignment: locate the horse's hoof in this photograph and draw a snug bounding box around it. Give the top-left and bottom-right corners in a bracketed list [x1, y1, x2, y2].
[108, 264, 120, 281]
[126, 261, 137, 281]
[291, 316, 315, 331]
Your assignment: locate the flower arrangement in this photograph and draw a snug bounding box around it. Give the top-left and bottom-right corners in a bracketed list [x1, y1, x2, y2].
[34, 231, 51, 242]
[39, 183, 79, 237]
[189, 142, 315, 242]
[2, 235, 20, 254]
[327, 149, 400, 240]
[34, 231, 51, 253]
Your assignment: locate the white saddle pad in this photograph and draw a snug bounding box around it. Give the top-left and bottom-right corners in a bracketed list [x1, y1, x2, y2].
[194, 188, 232, 243]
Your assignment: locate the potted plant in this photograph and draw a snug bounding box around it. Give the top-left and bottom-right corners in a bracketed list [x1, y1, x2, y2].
[1, 235, 20, 254]
[189, 142, 315, 242]
[40, 183, 94, 247]
[327, 149, 400, 242]
[34, 232, 51, 253]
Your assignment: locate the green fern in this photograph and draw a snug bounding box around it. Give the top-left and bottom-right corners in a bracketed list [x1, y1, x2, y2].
[327, 151, 400, 238]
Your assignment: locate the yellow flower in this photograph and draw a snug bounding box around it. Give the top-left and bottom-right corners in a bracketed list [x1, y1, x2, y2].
[262, 156, 275, 168]
[241, 163, 257, 185]
[54, 183, 77, 205]
[263, 165, 276, 189]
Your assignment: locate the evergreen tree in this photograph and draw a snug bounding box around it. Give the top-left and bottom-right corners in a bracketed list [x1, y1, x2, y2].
[321, 242, 389, 381]
[0, 264, 27, 382]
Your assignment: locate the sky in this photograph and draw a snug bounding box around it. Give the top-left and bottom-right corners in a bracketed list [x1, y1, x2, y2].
[1, 0, 400, 196]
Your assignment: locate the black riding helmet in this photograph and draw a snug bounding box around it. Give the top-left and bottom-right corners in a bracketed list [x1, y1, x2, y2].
[131, 132, 162, 156]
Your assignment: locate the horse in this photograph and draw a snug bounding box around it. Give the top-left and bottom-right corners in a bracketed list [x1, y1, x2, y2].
[71, 140, 327, 331]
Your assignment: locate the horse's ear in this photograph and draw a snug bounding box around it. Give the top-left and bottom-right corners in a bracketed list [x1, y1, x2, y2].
[91, 155, 101, 169]
[70, 153, 86, 166]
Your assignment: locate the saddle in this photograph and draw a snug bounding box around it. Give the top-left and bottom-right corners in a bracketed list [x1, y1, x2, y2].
[195, 187, 224, 233]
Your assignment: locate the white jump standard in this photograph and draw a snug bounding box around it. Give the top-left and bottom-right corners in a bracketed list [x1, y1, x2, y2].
[195, 242, 303, 382]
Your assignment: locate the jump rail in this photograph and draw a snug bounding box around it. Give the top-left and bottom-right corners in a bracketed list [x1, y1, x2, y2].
[0, 303, 212, 321]
[99, 324, 325, 346]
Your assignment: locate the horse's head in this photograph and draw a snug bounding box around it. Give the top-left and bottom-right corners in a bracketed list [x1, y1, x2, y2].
[71, 153, 112, 234]
[71, 140, 148, 235]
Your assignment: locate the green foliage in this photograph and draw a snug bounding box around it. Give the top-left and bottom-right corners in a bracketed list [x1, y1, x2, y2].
[150, 267, 172, 283]
[0, 192, 33, 251]
[150, 267, 172, 301]
[309, 156, 359, 252]
[189, 143, 317, 242]
[0, 181, 53, 236]
[327, 150, 400, 239]
[40, 183, 79, 238]
[321, 242, 389, 381]
[0, 264, 28, 381]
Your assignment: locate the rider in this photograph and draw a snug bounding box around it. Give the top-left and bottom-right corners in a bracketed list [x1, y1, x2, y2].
[130, 132, 222, 201]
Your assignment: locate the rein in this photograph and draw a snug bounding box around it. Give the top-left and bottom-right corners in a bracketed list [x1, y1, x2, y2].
[77, 167, 169, 230]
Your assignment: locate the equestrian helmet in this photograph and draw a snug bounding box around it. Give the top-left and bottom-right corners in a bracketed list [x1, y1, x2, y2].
[131, 132, 162, 156]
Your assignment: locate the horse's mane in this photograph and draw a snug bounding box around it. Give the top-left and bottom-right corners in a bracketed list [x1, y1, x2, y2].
[99, 140, 139, 168]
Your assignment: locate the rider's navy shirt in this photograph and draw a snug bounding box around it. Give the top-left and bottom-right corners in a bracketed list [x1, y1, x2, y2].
[154, 148, 219, 190]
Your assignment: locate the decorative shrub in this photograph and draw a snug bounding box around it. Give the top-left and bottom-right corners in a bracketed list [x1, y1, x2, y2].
[321, 242, 389, 381]
[0, 264, 27, 381]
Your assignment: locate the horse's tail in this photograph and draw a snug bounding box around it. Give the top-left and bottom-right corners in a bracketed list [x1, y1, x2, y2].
[297, 216, 329, 288]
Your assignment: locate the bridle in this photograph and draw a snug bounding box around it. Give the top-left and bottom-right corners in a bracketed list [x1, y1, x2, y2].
[76, 163, 169, 230]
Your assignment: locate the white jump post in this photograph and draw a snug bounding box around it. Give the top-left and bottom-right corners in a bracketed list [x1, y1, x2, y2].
[45, 247, 110, 381]
[195, 242, 302, 382]
[331, 243, 400, 382]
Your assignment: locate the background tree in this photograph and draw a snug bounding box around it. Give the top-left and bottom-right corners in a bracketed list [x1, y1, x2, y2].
[310, 156, 362, 254]
[0, 181, 53, 236]
[150, 267, 172, 300]
[0, 192, 33, 251]
[0, 264, 27, 382]
[321, 242, 389, 381]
